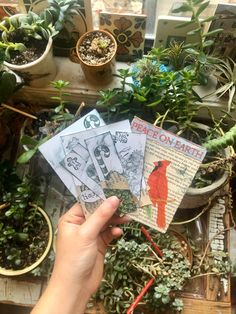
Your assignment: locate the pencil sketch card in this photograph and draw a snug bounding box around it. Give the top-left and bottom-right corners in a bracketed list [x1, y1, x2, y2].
[130, 117, 206, 233]
[39, 109, 105, 198]
[61, 120, 131, 154]
[85, 131, 138, 214]
[61, 147, 105, 200]
[85, 132, 123, 180]
[114, 131, 146, 199]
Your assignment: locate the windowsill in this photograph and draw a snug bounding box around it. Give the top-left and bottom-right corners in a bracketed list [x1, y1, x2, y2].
[13, 56, 230, 120]
[13, 57, 131, 106]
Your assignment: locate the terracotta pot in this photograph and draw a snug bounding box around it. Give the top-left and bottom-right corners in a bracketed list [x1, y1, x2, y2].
[179, 123, 232, 209]
[75, 30, 117, 84]
[3, 14, 57, 87]
[0, 205, 53, 276]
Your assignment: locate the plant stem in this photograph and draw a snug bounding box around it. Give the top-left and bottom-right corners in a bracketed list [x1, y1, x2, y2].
[171, 198, 213, 225]
[190, 271, 227, 279]
[199, 227, 231, 268]
[1, 104, 37, 119]
[0, 203, 9, 210]
[75, 101, 86, 117]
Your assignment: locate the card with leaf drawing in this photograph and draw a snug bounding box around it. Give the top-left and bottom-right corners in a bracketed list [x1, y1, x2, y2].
[84, 131, 139, 215]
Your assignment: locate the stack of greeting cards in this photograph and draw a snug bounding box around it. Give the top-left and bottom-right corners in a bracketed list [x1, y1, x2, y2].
[39, 110, 206, 232]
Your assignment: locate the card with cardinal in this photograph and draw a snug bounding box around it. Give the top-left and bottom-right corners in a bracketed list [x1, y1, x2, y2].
[130, 117, 206, 233]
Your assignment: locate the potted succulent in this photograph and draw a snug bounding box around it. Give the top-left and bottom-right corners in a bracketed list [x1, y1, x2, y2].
[93, 221, 231, 313]
[48, 0, 81, 57]
[0, 0, 81, 87]
[0, 161, 53, 276]
[0, 12, 58, 87]
[94, 222, 192, 313]
[75, 29, 117, 84]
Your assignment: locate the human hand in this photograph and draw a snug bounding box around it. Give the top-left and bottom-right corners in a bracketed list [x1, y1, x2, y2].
[51, 196, 130, 299]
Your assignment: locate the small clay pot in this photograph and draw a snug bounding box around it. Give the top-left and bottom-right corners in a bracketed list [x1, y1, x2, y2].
[75, 30, 117, 85]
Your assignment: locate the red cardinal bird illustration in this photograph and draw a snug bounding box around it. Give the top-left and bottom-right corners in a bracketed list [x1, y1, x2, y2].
[147, 160, 171, 229]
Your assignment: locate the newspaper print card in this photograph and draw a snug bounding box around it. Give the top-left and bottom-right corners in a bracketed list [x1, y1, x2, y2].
[39, 109, 105, 197]
[130, 117, 207, 233]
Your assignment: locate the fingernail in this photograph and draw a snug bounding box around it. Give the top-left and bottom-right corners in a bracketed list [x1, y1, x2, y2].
[123, 215, 133, 222]
[108, 196, 120, 206]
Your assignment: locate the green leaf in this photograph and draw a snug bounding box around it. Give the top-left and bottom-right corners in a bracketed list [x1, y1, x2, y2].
[17, 148, 37, 164]
[187, 28, 201, 36]
[146, 98, 162, 107]
[44, 10, 53, 25]
[175, 20, 195, 29]
[198, 52, 207, 64]
[50, 96, 61, 100]
[203, 40, 214, 47]
[200, 16, 215, 23]
[171, 4, 192, 13]
[21, 135, 39, 147]
[15, 43, 26, 52]
[54, 104, 63, 113]
[203, 28, 223, 37]
[10, 17, 19, 29]
[15, 259, 21, 266]
[196, 1, 210, 17]
[162, 295, 171, 304]
[193, 0, 205, 5]
[134, 93, 146, 102]
[185, 48, 199, 55]
[15, 232, 29, 242]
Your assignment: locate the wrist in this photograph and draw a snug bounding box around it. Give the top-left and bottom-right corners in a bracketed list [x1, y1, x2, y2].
[32, 271, 91, 314]
[50, 269, 91, 301]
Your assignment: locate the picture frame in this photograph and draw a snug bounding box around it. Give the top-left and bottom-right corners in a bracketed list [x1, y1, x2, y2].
[207, 3, 236, 61]
[154, 15, 204, 48]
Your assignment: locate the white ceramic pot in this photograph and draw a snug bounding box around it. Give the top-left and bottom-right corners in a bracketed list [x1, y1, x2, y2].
[0, 205, 53, 276]
[3, 14, 57, 87]
[179, 123, 232, 209]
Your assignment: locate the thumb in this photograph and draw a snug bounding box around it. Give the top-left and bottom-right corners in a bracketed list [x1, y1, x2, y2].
[81, 196, 120, 240]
